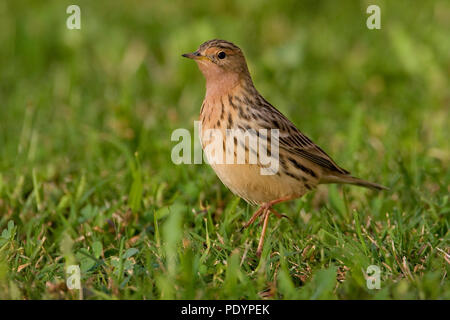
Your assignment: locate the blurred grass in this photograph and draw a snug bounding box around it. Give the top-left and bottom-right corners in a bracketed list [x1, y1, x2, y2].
[0, 0, 449, 299]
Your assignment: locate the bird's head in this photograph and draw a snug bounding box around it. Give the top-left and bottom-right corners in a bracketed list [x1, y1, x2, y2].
[182, 39, 251, 92]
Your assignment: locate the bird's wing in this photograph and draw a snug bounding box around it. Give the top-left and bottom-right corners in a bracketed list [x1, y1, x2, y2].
[257, 98, 350, 175]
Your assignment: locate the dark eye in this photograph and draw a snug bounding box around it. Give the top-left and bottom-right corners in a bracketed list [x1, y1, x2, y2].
[217, 51, 226, 59]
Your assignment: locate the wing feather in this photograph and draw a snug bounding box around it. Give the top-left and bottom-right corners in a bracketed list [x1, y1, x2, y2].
[255, 96, 350, 175]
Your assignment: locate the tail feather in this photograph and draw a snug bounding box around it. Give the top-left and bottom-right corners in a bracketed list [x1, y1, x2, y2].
[320, 174, 388, 191]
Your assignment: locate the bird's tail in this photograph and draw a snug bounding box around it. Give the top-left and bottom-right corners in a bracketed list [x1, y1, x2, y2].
[320, 174, 388, 191]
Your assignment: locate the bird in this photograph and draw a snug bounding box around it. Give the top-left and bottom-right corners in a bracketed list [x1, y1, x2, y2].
[182, 39, 387, 257]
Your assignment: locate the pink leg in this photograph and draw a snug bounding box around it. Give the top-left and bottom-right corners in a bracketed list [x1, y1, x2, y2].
[241, 196, 296, 257]
[256, 208, 270, 257]
[241, 206, 265, 230]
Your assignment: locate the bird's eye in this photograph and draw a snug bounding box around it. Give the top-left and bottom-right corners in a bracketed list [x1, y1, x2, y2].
[217, 51, 226, 59]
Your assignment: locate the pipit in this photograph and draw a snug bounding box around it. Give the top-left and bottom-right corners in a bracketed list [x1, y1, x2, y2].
[182, 39, 387, 257]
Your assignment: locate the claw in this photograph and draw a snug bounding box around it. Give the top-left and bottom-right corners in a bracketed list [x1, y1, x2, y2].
[269, 208, 291, 222]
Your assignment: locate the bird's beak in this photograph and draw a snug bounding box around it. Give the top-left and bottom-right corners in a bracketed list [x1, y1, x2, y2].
[181, 51, 207, 61]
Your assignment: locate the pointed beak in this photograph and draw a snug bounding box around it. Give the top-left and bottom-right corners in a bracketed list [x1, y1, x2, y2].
[181, 51, 203, 60]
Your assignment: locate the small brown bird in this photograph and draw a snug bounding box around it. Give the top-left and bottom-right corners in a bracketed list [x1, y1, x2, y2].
[183, 39, 387, 257]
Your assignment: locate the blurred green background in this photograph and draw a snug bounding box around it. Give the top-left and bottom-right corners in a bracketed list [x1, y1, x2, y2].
[0, 0, 448, 299]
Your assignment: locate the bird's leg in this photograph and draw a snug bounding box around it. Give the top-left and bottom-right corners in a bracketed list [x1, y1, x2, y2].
[241, 205, 266, 231]
[242, 196, 296, 257]
[243, 196, 294, 229]
[256, 207, 270, 257]
[257, 207, 288, 227]
[257, 196, 294, 226]
[268, 195, 296, 206]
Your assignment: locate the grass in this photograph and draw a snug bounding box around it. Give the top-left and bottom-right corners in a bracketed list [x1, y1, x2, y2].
[0, 0, 449, 299]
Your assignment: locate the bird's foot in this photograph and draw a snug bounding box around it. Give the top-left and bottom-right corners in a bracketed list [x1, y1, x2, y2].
[240, 196, 295, 257]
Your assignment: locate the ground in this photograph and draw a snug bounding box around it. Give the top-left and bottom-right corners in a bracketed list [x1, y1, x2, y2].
[0, 0, 449, 299]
